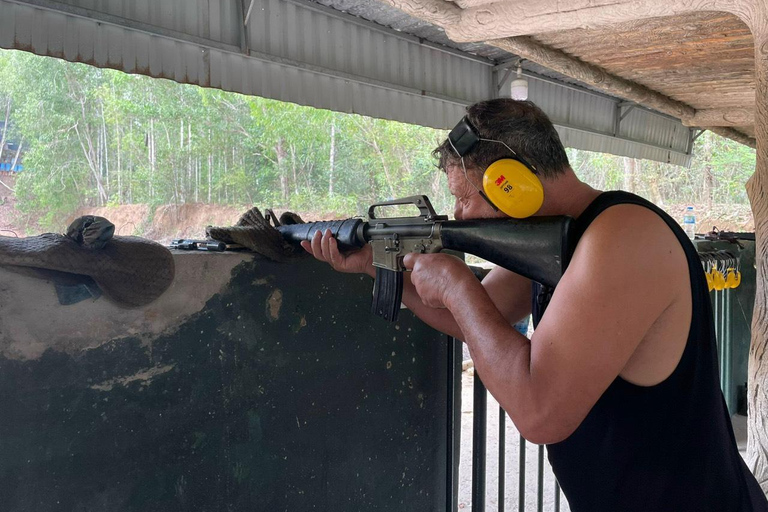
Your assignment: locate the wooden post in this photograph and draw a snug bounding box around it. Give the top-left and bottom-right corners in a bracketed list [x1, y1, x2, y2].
[746, 2, 768, 493]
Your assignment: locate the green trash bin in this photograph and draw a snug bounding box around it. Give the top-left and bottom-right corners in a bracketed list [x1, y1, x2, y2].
[694, 238, 756, 416]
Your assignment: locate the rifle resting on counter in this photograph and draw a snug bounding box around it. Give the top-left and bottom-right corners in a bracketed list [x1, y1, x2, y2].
[278, 195, 574, 323]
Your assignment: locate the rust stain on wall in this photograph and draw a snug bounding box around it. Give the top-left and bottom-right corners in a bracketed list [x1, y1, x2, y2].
[90, 364, 175, 391]
[266, 289, 283, 321]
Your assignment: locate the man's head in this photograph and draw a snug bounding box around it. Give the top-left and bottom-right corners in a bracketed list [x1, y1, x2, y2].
[434, 99, 570, 219]
[434, 99, 569, 179]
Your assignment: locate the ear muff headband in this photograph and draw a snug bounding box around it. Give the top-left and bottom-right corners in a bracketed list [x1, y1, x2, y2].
[447, 117, 480, 157]
[447, 116, 544, 218]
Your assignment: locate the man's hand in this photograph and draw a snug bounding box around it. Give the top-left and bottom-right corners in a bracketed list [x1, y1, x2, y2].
[402, 253, 477, 309]
[301, 229, 375, 277]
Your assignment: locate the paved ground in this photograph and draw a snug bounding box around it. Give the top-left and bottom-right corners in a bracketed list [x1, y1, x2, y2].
[733, 412, 749, 456]
[456, 364, 751, 512]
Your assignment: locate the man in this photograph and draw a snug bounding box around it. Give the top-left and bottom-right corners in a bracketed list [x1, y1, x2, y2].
[302, 99, 767, 510]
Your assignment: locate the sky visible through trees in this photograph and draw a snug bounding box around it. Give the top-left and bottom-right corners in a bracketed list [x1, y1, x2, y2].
[0, 48, 757, 232]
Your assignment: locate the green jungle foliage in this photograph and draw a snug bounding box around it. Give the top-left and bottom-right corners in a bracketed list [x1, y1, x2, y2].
[0, 49, 757, 231]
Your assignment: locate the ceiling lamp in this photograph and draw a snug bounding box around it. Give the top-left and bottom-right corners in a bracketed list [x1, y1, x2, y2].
[510, 64, 528, 101]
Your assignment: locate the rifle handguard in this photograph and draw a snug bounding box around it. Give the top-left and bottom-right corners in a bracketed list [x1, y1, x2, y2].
[277, 219, 364, 250]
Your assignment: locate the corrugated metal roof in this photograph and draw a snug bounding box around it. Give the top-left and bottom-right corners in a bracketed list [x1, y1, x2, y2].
[307, 0, 623, 95]
[0, 0, 696, 166]
[528, 73, 692, 166]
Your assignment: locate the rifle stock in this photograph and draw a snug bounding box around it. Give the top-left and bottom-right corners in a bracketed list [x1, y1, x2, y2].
[440, 217, 572, 292]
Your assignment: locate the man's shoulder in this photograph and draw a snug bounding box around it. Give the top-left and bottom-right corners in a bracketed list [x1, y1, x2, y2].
[578, 201, 679, 251]
[569, 202, 688, 295]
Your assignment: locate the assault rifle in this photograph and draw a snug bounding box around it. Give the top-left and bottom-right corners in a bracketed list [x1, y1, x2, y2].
[278, 195, 573, 322]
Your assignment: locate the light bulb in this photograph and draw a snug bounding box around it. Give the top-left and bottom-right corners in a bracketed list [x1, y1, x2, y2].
[510, 64, 528, 100]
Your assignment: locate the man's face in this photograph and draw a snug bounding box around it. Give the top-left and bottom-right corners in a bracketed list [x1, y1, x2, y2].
[446, 165, 508, 221]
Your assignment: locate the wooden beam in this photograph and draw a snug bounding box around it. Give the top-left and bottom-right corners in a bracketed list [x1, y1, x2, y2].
[450, 0, 495, 9]
[706, 126, 757, 148]
[444, 0, 746, 43]
[683, 108, 756, 127]
[372, 0, 758, 149]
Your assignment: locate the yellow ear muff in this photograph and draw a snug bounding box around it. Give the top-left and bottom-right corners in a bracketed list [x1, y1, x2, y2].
[482, 159, 544, 218]
[725, 268, 741, 289]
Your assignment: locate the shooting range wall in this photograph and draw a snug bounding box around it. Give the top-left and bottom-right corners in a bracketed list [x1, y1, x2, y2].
[0, 253, 457, 511]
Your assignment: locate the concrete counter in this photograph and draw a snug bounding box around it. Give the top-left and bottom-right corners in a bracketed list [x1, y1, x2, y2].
[0, 253, 455, 511]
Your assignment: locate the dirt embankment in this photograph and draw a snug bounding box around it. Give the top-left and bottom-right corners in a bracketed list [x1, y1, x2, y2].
[67, 204, 248, 244]
[0, 196, 756, 242]
[64, 203, 339, 244]
[0, 173, 20, 236]
[667, 203, 754, 233]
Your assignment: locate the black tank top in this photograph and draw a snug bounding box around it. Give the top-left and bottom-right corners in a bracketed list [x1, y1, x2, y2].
[532, 191, 767, 511]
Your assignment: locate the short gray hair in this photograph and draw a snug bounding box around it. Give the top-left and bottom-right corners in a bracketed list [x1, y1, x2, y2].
[433, 99, 569, 180]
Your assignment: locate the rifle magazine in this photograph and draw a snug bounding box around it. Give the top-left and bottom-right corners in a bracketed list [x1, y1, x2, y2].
[371, 267, 403, 323]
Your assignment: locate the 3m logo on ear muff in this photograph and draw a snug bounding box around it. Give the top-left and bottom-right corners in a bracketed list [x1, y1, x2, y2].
[447, 116, 544, 218]
[482, 159, 544, 218]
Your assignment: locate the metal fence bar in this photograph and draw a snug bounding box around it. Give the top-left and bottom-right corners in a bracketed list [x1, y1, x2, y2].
[499, 406, 506, 512]
[537, 445, 544, 512]
[714, 291, 722, 378]
[447, 337, 460, 512]
[472, 371, 488, 512]
[723, 289, 732, 410]
[467, 372, 567, 512]
[519, 435, 526, 512]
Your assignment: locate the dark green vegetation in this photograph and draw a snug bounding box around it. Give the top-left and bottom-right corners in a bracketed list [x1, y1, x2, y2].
[0, 49, 757, 232]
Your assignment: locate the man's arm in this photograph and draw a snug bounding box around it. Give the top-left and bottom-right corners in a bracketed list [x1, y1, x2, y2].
[405, 205, 689, 444]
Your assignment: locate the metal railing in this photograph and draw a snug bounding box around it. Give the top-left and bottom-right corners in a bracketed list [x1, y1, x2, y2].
[713, 287, 734, 413]
[460, 369, 568, 512]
